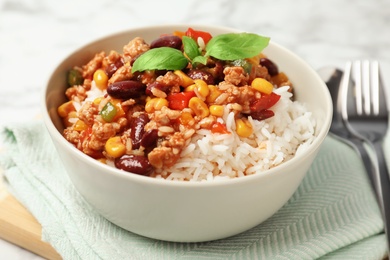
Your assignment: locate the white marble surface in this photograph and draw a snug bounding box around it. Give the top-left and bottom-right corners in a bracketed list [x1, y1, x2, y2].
[0, 0, 389, 258]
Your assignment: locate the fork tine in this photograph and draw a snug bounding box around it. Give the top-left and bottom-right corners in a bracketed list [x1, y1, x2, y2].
[341, 60, 385, 119]
[362, 60, 372, 115]
[353, 60, 363, 115]
[352, 60, 382, 116]
[370, 60, 380, 115]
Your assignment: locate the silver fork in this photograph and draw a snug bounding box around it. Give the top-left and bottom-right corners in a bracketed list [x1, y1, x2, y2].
[340, 60, 390, 251]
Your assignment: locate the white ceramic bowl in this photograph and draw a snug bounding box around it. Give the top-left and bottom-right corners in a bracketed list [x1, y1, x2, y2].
[43, 24, 332, 242]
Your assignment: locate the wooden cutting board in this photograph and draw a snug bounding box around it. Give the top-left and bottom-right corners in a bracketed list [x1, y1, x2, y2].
[0, 188, 62, 260]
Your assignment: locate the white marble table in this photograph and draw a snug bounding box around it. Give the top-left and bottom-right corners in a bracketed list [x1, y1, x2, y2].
[0, 0, 389, 258]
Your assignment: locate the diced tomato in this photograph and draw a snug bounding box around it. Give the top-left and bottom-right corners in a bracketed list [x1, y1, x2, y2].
[250, 92, 281, 112]
[249, 92, 280, 121]
[185, 28, 213, 45]
[167, 91, 196, 110]
[211, 122, 230, 134]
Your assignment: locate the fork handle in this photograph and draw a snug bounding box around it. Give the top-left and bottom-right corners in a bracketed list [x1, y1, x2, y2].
[348, 138, 378, 195]
[372, 140, 390, 251]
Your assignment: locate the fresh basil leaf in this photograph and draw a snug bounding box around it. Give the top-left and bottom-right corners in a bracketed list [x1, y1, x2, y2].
[132, 47, 188, 73]
[205, 33, 270, 61]
[182, 36, 200, 61]
[192, 55, 208, 65]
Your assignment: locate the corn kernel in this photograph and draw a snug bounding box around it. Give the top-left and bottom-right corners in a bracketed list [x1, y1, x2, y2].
[93, 97, 103, 105]
[184, 84, 196, 92]
[194, 79, 209, 99]
[179, 112, 194, 125]
[206, 85, 222, 103]
[251, 78, 274, 95]
[93, 69, 108, 90]
[74, 120, 88, 131]
[154, 98, 169, 110]
[235, 118, 253, 138]
[209, 105, 224, 117]
[145, 97, 169, 113]
[189, 97, 209, 118]
[105, 136, 126, 158]
[174, 70, 194, 87]
[58, 101, 75, 118]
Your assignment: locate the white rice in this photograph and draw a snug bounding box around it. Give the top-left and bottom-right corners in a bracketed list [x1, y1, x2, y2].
[72, 81, 105, 112]
[155, 86, 317, 182]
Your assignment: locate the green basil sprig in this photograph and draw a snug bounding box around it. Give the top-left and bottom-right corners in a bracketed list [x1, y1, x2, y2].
[205, 33, 269, 60]
[182, 36, 201, 60]
[131, 32, 270, 73]
[132, 47, 188, 72]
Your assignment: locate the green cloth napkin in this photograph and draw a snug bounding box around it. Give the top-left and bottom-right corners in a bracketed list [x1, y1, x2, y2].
[0, 121, 387, 260]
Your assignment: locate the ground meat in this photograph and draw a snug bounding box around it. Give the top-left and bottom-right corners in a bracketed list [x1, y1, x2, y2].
[137, 70, 157, 85]
[108, 65, 133, 84]
[148, 132, 186, 168]
[234, 86, 258, 113]
[145, 106, 192, 168]
[148, 147, 174, 169]
[223, 66, 249, 86]
[216, 82, 257, 113]
[102, 50, 121, 69]
[88, 120, 120, 150]
[82, 51, 105, 79]
[254, 65, 271, 81]
[155, 71, 181, 94]
[78, 101, 98, 126]
[65, 85, 88, 103]
[145, 106, 181, 131]
[102, 50, 123, 77]
[123, 37, 150, 60]
[63, 128, 80, 144]
[115, 117, 128, 131]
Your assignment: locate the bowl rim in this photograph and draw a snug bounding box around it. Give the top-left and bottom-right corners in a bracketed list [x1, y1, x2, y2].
[42, 24, 333, 188]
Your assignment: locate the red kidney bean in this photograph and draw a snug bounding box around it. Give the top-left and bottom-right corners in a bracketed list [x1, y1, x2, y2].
[105, 59, 124, 77]
[107, 80, 146, 99]
[260, 58, 279, 76]
[210, 61, 225, 84]
[250, 109, 275, 121]
[115, 154, 153, 176]
[186, 69, 215, 84]
[145, 81, 170, 95]
[150, 35, 182, 50]
[140, 129, 158, 149]
[130, 113, 149, 149]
